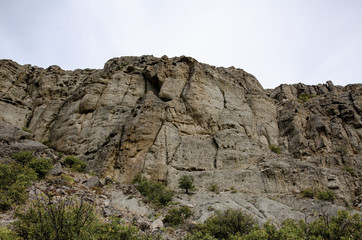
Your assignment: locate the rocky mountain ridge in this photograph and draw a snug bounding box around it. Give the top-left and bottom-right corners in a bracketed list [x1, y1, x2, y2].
[0, 55, 361, 213]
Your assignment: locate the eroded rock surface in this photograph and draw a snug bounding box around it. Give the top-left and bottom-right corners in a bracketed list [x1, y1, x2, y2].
[0, 56, 361, 211]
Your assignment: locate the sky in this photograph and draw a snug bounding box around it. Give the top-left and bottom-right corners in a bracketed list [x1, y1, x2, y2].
[1, 0, 361, 89]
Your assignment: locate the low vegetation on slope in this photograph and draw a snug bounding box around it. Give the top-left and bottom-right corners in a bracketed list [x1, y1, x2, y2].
[1, 151, 361, 240]
[186, 209, 362, 240]
[3, 195, 153, 240]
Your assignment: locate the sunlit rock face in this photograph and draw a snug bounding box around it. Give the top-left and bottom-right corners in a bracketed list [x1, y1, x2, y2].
[0, 56, 361, 208]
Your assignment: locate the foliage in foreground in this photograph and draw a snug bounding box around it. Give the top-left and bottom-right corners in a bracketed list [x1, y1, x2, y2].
[12, 194, 152, 240]
[0, 162, 37, 211]
[186, 209, 362, 240]
[0, 151, 53, 211]
[133, 176, 174, 206]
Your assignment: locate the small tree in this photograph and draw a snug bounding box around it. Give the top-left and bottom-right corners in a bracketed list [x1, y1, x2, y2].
[179, 175, 195, 194]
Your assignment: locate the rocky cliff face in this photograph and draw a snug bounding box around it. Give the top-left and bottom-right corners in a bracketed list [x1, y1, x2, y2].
[0, 56, 361, 209]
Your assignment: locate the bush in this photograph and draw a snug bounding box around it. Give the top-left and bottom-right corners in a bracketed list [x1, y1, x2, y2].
[191, 209, 256, 239]
[13, 195, 97, 240]
[12, 194, 152, 240]
[188, 209, 362, 240]
[64, 156, 87, 172]
[21, 127, 31, 133]
[93, 217, 153, 240]
[335, 145, 348, 155]
[298, 93, 316, 103]
[164, 206, 193, 227]
[302, 188, 314, 198]
[342, 166, 356, 177]
[12, 151, 35, 165]
[230, 186, 237, 193]
[0, 226, 19, 240]
[179, 175, 195, 194]
[61, 174, 75, 185]
[134, 177, 174, 206]
[316, 190, 335, 201]
[307, 210, 362, 240]
[28, 158, 52, 178]
[208, 184, 220, 194]
[270, 145, 281, 154]
[0, 163, 37, 211]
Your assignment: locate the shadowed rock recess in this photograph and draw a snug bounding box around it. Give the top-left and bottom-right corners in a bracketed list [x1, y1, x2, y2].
[1, 56, 361, 210]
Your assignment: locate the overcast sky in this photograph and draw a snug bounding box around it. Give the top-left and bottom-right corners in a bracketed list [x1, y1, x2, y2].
[1, 0, 361, 89]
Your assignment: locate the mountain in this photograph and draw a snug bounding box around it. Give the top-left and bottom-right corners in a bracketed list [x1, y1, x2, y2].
[0, 56, 361, 227]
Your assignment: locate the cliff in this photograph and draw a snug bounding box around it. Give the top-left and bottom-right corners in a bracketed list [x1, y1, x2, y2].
[0, 56, 361, 221]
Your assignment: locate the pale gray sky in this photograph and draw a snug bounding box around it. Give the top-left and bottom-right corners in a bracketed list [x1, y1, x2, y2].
[1, 0, 361, 88]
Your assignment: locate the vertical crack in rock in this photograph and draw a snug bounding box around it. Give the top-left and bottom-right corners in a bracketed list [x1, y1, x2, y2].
[119, 77, 133, 106]
[212, 136, 219, 169]
[169, 136, 182, 165]
[142, 119, 165, 173]
[94, 78, 111, 109]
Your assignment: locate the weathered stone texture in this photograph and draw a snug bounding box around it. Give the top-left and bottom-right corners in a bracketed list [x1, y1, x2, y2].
[0, 56, 361, 208]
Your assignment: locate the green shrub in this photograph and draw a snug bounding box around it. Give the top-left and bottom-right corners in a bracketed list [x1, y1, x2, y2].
[12, 194, 152, 240]
[134, 177, 173, 206]
[0, 163, 37, 211]
[13, 196, 97, 240]
[28, 158, 52, 178]
[41, 139, 53, 148]
[64, 155, 86, 172]
[61, 174, 74, 185]
[270, 145, 281, 154]
[316, 190, 335, 201]
[335, 145, 348, 155]
[0, 226, 20, 240]
[208, 184, 220, 194]
[302, 188, 314, 198]
[179, 175, 195, 194]
[93, 217, 153, 240]
[230, 186, 237, 193]
[342, 166, 356, 177]
[191, 209, 256, 239]
[298, 93, 316, 103]
[164, 206, 193, 227]
[12, 151, 35, 165]
[188, 209, 361, 240]
[307, 210, 361, 240]
[21, 127, 31, 133]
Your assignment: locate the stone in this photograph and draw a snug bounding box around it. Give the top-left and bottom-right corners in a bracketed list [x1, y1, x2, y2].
[150, 219, 164, 233]
[84, 176, 100, 188]
[103, 205, 122, 218]
[49, 162, 63, 176]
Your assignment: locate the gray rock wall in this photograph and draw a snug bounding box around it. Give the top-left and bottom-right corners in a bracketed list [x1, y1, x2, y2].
[0, 56, 360, 207]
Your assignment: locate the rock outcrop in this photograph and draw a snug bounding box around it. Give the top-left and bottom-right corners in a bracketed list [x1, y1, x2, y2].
[0, 56, 361, 211]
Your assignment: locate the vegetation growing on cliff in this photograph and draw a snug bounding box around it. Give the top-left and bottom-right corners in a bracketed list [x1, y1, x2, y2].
[132, 176, 174, 206]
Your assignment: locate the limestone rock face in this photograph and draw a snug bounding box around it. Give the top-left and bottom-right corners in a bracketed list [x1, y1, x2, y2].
[0, 56, 361, 208]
